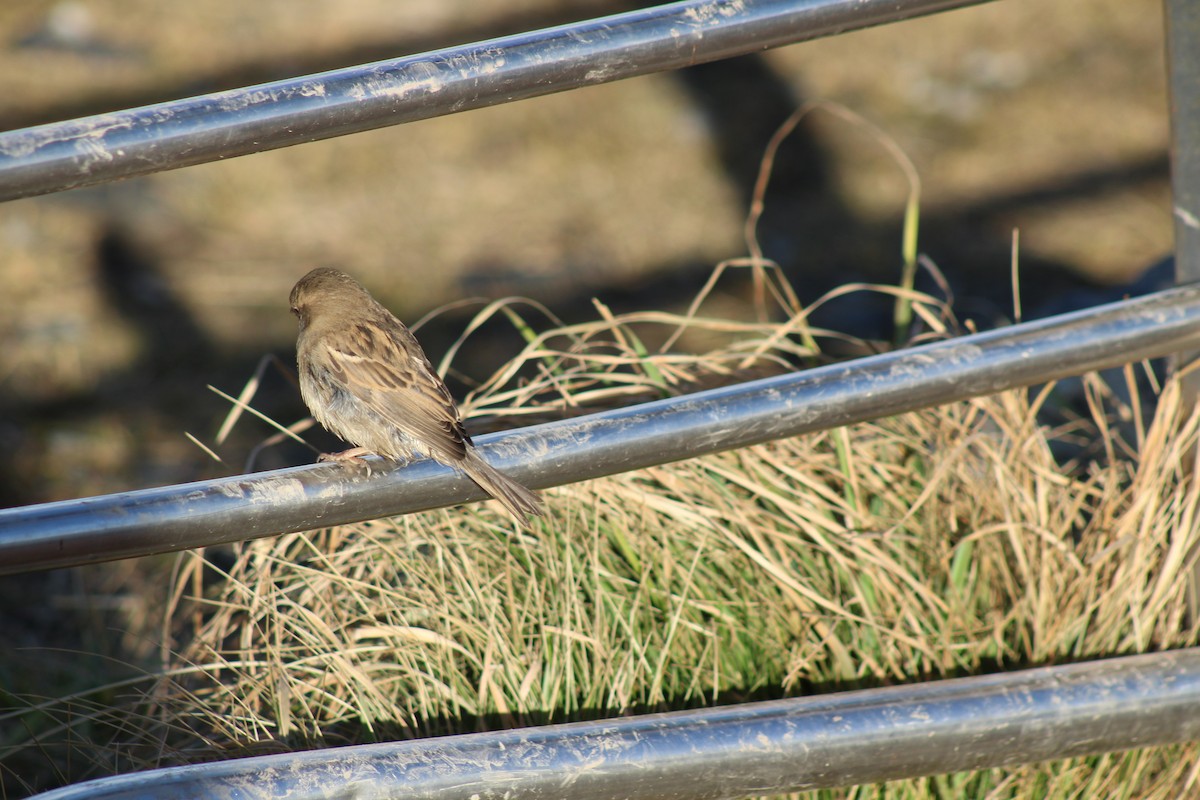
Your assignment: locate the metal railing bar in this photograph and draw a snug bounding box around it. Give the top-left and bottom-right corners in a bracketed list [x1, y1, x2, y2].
[0, 0, 997, 202]
[2, 283, 1199, 575]
[30, 648, 1200, 799]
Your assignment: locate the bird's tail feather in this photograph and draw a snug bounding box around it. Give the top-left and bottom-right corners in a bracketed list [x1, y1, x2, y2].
[462, 452, 544, 525]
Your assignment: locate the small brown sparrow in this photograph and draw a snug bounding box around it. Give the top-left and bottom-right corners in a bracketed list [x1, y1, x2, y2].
[289, 267, 543, 525]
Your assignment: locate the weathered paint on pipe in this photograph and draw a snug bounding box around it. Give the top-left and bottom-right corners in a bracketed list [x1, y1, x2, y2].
[0, 0, 996, 201]
[31, 648, 1200, 799]
[2, 283, 1199, 574]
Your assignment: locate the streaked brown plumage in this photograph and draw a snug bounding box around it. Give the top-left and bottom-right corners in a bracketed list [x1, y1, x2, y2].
[289, 267, 543, 525]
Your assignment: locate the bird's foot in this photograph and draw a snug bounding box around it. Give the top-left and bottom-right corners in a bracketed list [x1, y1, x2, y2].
[318, 447, 376, 476]
[317, 447, 374, 463]
[317, 448, 413, 477]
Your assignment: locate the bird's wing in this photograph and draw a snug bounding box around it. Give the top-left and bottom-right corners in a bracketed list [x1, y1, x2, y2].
[322, 320, 471, 462]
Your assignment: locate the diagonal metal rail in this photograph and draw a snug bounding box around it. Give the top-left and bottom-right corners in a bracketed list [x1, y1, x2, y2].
[0, 0, 996, 202]
[2, 283, 1199, 575]
[30, 648, 1200, 800]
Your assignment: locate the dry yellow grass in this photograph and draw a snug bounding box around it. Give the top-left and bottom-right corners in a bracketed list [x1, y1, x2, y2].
[5, 266, 1200, 797]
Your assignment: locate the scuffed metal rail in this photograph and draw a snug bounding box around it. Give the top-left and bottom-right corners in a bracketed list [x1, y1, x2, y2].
[3, 283, 1200, 575]
[32, 648, 1200, 799]
[0, 0, 996, 202]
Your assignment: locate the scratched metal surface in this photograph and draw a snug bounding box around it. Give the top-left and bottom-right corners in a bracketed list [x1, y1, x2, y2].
[3, 282, 1199, 574]
[31, 649, 1200, 799]
[0, 0, 994, 201]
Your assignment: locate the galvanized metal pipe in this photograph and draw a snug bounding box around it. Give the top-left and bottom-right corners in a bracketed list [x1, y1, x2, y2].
[31, 648, 1200, 799]
[2, 283, 1200, 575]
[1166, 0, 1200, 286]
[0, 0, 996, 202]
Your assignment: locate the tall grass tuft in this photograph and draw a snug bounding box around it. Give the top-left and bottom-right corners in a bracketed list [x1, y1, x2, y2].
[6, 266, 1200, 798]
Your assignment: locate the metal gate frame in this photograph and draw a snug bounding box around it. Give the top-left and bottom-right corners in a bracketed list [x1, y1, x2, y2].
[2, 0, 1198, 796]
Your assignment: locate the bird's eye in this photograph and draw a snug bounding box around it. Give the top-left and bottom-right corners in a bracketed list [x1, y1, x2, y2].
[290, 306, 300, 315]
